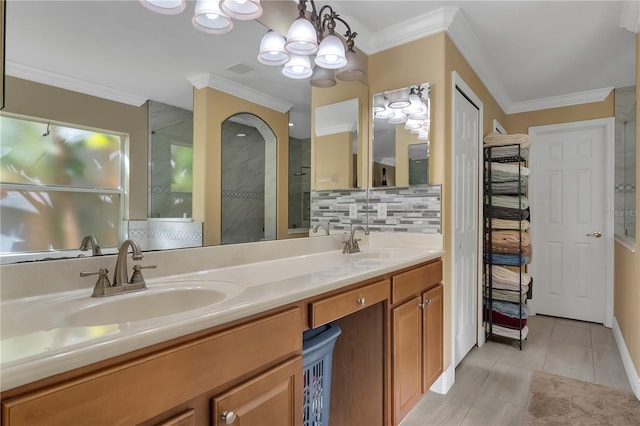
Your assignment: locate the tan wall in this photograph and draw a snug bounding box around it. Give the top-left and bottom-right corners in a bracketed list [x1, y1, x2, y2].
[192, 87, 289, 246]
[612, 32, 640, 375]
[311, 80, 369, 189]
[314, 132, 354, 190]
[505, 92, 614, 134]
[3, 76, 149, 219]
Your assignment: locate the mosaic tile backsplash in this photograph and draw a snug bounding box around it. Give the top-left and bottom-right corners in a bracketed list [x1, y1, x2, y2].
[311, 185, 441, 234]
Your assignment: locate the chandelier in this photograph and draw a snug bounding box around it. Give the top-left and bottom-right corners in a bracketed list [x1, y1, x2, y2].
[139, 0, 262, 34]
[374, 84, 431, 141]
[257, 0, 364, 87]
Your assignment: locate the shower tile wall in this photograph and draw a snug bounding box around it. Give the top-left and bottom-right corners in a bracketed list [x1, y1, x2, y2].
[310, 185, 441, 234]
[289, 137, 311, 230]
[126, 220, 203, 251]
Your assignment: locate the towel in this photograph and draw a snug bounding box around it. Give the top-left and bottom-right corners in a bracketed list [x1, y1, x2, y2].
[484, 145, 529, 161]
[485, 206, 530, 220]
[490, 219, 530, 231]
[490, 324, 529, 338]
[484, 253, 529, 266]
[483, 132, 531, 148]
[491, 300, 529, 318]
[490, 310, 528, 329]
[490, 179, 528, 195]
[485, 287, 528, 303]
[489, 168, 530, 183]
[490, 163, 531, 177]
[489, 195, 529, 210]
[489, 266, 532, 291]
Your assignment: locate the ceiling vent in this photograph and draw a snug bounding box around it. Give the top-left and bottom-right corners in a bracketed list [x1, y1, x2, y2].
[226, 62, 254, 75]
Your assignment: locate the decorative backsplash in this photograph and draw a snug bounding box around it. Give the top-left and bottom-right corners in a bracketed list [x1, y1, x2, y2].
[126, 219, 203, 251]
[311, 185, 441, 234]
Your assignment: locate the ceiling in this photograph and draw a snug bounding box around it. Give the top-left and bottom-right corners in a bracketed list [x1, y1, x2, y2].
[5, 1, 637, 139]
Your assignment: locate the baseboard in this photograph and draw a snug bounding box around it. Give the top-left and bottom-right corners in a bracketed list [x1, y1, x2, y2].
[612, 316, 640, 400]
[430, 363, 455, 394]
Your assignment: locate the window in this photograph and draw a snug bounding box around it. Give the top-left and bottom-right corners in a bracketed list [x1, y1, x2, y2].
[614, 86, 637, 248]
[0, 114, 124, 255]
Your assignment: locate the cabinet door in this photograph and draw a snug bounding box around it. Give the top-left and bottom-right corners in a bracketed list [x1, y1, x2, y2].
[212, 357, 302, 426]
[392, 295, 422, 425]
[422, 284, 443, 392]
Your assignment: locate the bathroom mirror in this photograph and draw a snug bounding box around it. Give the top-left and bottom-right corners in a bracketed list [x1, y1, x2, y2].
[372, 83, 430, 187]
[313, 98, 360, 190]
[0, 0, 335, 263]
[408, 143, 429, 185]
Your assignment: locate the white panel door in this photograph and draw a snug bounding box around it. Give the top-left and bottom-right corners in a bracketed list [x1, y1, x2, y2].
[454, 88, 479, 365]
[530, 122, 607, 323]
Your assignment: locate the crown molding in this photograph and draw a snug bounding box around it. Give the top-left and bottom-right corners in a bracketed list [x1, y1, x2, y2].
[620, 0, 640, 33]
[353, 7, 459, 55]
[507, 87, 614, 114]
[6, 61, 148, 107]
[187, 73, 293, 113]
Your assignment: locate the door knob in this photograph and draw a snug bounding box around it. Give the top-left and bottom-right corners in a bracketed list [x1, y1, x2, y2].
[586, 231, 602, 238]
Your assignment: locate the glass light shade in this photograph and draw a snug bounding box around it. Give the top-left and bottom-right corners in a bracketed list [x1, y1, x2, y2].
[285, 18, 318, 55]
[220, 0, 262, 20]
[315, 34, 347, 69]
[282, 55, 313, 79]
[336, 48, 364, 81]
[404, 119, 423, 130]
[310, 66, 336, 87]
[402, 93, 424, 114]
[193, 0, 233, 34]
[258, 31, 290, 66]
[388, 110, 408, 124]
[375, 106, 394, 120]
[408, 104, 429, 120]
[385, 88, 411, 109]
[139, 0, 186, 15]
[373, 94, 386, 113]
[418, 130, 430, 141]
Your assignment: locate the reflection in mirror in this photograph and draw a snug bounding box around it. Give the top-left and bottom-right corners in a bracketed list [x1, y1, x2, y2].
[289, 136, 311, 232]
[313, 98, 359, 189]
[372, 83, 430, 187]
[221, 113, 277, 245]
[409, 143, 429, 185]
[149, 101, 193, 219]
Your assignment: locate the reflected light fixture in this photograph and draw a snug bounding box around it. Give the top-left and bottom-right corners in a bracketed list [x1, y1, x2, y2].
[374, 84, 431, 143]
[258, 0, 364, 85]
[140, 0, 262, 35]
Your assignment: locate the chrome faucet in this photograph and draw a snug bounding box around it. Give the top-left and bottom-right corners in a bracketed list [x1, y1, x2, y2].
[343, 225, 369, 254]
[79, 235, 102, 256]
[80, 239, 155, 297]
[312, 223, 330, 235]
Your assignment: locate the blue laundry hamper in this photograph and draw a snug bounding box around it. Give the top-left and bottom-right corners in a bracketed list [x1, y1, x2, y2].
[302, 323, 342, 426]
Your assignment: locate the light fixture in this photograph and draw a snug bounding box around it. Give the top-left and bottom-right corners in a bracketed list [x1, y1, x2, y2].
[259, 0, 362, 86]
[220, 0, 262, 20]
[388, 110, 408, 125]
[310, 66, 337, 88]
[374, 83, 431, 142]
[139, 0, 186, 15]
[282, 55, 313, 79]
[373, 94, 386, 113]
[385, 88, 411, 109]
[140, 0, 262, 35]
[258, 31, 290, 66]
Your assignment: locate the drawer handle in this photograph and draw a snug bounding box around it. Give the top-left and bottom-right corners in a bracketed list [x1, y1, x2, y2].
[357, 297, 366, 306]
[221, 411, 237, 425]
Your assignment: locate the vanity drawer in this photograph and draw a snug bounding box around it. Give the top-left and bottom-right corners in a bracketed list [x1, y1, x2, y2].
[391, 260, 442, 304]
[310, 280, 389, 328]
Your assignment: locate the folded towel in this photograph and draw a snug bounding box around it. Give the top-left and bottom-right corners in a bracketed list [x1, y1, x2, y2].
[491, 163, 531, 177]
[489, 195, 529, 210]
[485, 145, 529, 160]
[491, 230, 531, 247]
[484, 253, 529, 266]
[490, 310, 528, 329]
[490, 324, 529, 338]
[490, 179, 528, 194]
[483, 132, 531, 148]
[491, 300, 529, 318]
[490, 219, 530, 231]
[486, 206, 530, 220]
[485, 287, 528, 303]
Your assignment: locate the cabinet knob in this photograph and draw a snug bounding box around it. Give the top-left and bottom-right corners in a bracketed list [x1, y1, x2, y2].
[221, 411, 236, 425]
[427, 299, 433, 305]
[357, 297, 366, 306]
[418, 302, 425, 309]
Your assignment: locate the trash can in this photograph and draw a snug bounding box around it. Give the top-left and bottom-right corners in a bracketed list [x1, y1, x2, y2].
[302, 323, 342, 426]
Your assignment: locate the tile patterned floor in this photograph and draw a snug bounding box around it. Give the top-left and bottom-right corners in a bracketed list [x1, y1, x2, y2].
[400, 315, 633, 426]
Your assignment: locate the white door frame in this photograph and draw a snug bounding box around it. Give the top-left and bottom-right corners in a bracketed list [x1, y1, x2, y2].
[451, 71, 485, 367]
[528, 118, 615, 327]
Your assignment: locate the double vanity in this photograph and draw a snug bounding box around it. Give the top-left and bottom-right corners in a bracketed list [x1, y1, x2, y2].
[0, 233, 444, 426]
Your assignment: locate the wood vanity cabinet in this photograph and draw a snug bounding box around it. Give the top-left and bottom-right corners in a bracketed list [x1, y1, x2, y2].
[390, 260, 443, 425]
[1, 307, 303, 426]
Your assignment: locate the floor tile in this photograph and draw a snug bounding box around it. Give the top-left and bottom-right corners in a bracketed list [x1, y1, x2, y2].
[552, 316, 593, 329]
[594, 365, 633, 391]
[550, 323, 592, 348]
[523, 320, 552, 345]
[446, 363, 491, 405]
[593, 342, 625, 372]
[478, 362, 533, 406]
[460, 395, 524, 426]
[591, 324, 617, 346]
[460, 341, 510, 370]
[400, 392, 469, 426]
[498, 342, 548, 371]
[543, 341, 595, 383]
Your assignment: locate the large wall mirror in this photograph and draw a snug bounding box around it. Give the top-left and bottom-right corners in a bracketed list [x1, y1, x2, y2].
[372, 83, 430, 187]
[0, 1, 334, 263]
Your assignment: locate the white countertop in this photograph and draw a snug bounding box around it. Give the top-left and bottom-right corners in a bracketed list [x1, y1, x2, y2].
[0, 235, 443, 392]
